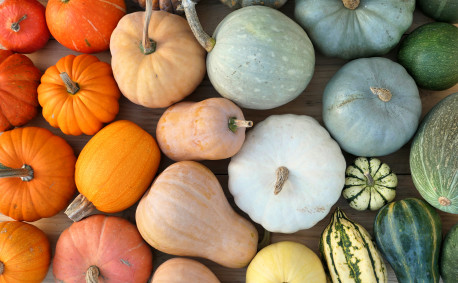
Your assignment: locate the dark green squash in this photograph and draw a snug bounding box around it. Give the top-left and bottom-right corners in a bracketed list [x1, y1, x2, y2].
[397, 22, 458, 91]
[220, 0, 288, 9]
[441, 223, 458, 283]
[417, 0, 458, 23]
[374, 198, 442, 283]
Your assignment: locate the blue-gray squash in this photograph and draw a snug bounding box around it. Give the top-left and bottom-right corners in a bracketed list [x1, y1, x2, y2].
[183, 0, 315, 110]
[294, 0, 415, 59]
[220, 0, 288, 10]
[322, 57, 421, 157]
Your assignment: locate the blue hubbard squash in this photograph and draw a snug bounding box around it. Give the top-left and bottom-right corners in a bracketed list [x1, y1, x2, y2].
[410, 93, 458, 214]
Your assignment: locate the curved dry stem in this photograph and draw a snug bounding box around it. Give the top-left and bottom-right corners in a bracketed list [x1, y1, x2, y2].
[274, 166, 289, 195]
[65, 194, 96, 222]
[86, 266, 100, 283]
[182, 0, 215, 52]
[60, 72, 80, 94]
[370, 87, 392, 102]
[0, 164, 33, 181]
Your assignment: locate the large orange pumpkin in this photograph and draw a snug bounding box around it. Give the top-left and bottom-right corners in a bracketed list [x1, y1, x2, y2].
[0, 50, 41, 132]
[45, 0, 126, 53]
[0, 221, 51, 283]
[66, 120, 161, 222]
[53, 214, 153, 283]
[38, 54, 121, 136]
[0, 127, 76, 222]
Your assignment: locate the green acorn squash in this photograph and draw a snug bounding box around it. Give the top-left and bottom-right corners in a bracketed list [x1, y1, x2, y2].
[417, 0, 458, 23]
[374, 198, 442, 283]
[441, 223, 458, 283]
[410, 93, 458, 214]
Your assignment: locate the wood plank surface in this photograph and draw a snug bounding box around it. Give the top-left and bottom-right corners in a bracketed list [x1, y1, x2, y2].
[1, 0, 457, 282]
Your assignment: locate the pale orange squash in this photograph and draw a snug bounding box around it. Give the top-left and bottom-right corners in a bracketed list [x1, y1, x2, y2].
[156, 98, 252, 161]
[151, 258, 220, 283]
[0, 221, 51, 283]
[110, 0, 206, 108]
[65, 120, 161, 222]
[136, 161, 258, 268]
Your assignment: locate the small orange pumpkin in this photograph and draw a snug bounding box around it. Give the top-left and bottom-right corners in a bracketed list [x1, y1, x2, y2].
[66, 120, 161, 222]
[53, 215, 153, 283]
[152, 258, 220, 283]
[0, 221, 51, 283]
[0, 50, 41, 132]
[156, 98, 252, 161]
[38, 54, 121, 136]
[0, 127, 76, 222]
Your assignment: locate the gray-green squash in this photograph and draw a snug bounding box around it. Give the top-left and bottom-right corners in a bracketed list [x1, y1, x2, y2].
[220, 0, 288, 10]
[294, 0, 415, 59]
[410, 93, 458, 214]
[417, 0, 458, 23]
[183, 0, 315, 110]
[441, 223, 458, 283]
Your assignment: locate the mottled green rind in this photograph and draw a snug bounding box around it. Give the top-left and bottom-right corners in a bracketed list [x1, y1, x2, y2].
[374, 198, 442, 283]
[440, 223, 458, 283]
[417, 0, 458, 23]
[397, 22, 458, 91]
[409, 93, 458, 214]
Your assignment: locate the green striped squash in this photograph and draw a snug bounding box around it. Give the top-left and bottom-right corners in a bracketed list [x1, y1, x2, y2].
[374, 198, 442, 283]
[441, 223, 458, 283]
[410, 93, 458, 214]
[343, 157, 397, 211]
[320, 207, 387, 283]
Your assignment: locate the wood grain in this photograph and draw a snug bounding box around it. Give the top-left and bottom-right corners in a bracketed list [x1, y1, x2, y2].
[1, 0, 457, 282]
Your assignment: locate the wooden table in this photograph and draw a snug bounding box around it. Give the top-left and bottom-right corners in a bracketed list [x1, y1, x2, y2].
[1, 1, 457, 282]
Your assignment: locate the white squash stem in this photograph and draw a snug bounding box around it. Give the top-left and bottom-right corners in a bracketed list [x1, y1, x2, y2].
[60, 72, 79, 95]
[274, 166, 289, 195]
[182, 0, 216, 52]
[0, 164, 33, 181]
[228, 117, 253, 133]
[86, 266, 100, 283]
[370, 87, 392, 102]
[65, 194, 96, 222]
[342, 0, 360, 10]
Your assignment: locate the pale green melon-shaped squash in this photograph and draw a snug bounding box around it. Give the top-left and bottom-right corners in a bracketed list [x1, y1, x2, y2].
[294, 0, 415, 59]
[183, 1, 315, 110]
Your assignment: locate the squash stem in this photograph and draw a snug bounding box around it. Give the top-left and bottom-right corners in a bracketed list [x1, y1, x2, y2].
[274, 166, 289, 195]
[141, 0, 157, 55]
[0, 261, 4, 275]
[0, 164, 33, 181]
[86, 265, 100, 283]
[370, 87, 392, 102]
[228, 117, 253, 133]
[65, 194, 96, 222]
[342, 0, 359, 10]
[11, 15, 27, 32]
[182, 0, 216, 52]
[60, 72, 80, 95]
[364, 172, 375, 186]
[438, 196, 451, 207]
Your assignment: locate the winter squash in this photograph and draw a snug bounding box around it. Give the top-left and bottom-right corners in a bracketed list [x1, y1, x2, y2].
[417, 0, 458, 23]
[156, 98, 252, 161]
[133, 0, 181, 13]
[151, 258, 220, 283]
[0, 0, 50, 53]
[228, 114, 346, 233]
[323, 57, 421, 157]
[220, 0, 288, 9]
[0, 127, 76, 221]
[343, 157, 397, 211]
[374, 198, 442, 283]
[136, 161, 258, 268]
[0, 221, 51, 283]
[110, 0, 206, 108]
[410, 93, 457, 214]
[0, 50, 41, 132]
[183, 0, 315, 110]
[320, 208, 387, 283]
[38, 54, 121, 136]
[440, 223, 458, 283]
[53, 214, 153, 283]
[45, 0, 126, 53]
[397, 22, 458, 91]
[246, 241, 326, 283]
[66, 120, 161, 222]
[294, 0, 415, 59]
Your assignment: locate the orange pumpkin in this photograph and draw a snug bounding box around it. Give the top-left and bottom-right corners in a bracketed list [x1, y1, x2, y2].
[0, 221, 51, 283]
[136, 161, 258, 268]
[66, 120, 161, 222]
[152, 258, 220, 283]
[0, 50, 41, 132]
[156, 97, 252, 161]
[38, 54, 121, 136]
[53, 214, 153, 283]
[110, 0, 206, 108]
[0, 127, 76, 222]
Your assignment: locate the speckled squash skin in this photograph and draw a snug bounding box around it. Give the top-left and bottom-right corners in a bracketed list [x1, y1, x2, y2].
[207, 6, 315, 110]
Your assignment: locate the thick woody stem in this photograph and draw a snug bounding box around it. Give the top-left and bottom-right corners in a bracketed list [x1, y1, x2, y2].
[0, 261, 4, 275]
[342, 0, 360, 9]
[364, 172, 375, 186]
[370, 87, 392, 102]
[11, 15, 27, 32]
[60, 72, 80, 95]
[182, 0, 216, 52]
[0, 164, 33, 181]
[228, 117, 253, 133]
[65, 194, 96, 222]
[274, 166, 289, 195]
[439, 196, 451, 206]
[141, 0, 156, 54]
[86, 266, 100, 283]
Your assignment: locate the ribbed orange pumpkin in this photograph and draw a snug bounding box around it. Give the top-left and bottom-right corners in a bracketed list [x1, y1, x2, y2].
[136, 161, 258, 268]
[0, 127, 76, 222]
[0, 221, 51, 283]
[152, 258, 220, 283]
[66, 120, 161, 222]
[53, 215, 153, 283]
[38, 54, 121, 135]
[0, 50, 41, 132]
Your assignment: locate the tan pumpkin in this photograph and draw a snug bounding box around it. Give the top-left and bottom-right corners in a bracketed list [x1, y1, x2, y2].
[110, 0, 206, 108]
[156, 98, 252, 161]
[151, 258, 220, 283]
[136, 161, 258, 268]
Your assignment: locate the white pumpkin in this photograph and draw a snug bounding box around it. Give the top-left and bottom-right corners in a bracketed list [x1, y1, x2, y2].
[228, 114, 346, 233]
